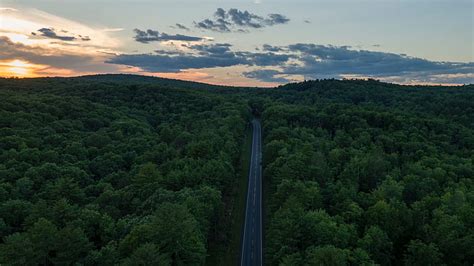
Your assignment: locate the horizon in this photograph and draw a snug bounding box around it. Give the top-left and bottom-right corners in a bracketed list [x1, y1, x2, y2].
[0, 0, 473, 86]
[0, 73, 471, 88]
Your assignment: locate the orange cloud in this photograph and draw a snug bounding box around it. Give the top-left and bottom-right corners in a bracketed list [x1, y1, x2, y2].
[0, 6, 124, 77]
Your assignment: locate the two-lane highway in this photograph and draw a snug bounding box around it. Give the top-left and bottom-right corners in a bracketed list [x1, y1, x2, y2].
[240, 119, 263, 266]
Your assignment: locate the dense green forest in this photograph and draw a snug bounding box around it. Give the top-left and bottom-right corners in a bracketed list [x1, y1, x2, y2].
[0, 76, 251, 265]
[261, 80, 474, 265]
[0, 75, 473, 265]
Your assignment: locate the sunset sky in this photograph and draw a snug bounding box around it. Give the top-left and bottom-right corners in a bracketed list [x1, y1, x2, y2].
[0, 0, 472, 86]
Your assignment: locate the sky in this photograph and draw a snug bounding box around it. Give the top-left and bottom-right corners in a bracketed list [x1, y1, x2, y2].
[0, 0, 472, 86]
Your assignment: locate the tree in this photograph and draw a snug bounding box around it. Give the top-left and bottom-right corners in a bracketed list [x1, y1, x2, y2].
[305, 245, 350, 266]
[52, 226, 93, 265]
[404, 240, 443, 266]
[121, 243, 171, 266]
[119, 203, 206, 265]
[357, 226, 392, 265]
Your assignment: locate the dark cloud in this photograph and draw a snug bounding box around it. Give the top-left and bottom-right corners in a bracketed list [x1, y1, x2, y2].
[106, 40, 473, 84]
[174, 23, 190, 31]
[194, 18, 231, 32]
[106, 53, 247, 72]
[265, 14, 290, 25]
[106, 42, 292, 72]
[284, 43, 473, 77]
[79, 35, 91, 41]
[246, 43, 474, 83]
[195, 8, 290, 32]
[35, 28, 76, 41]
[133, 29, 204, 43]
[227, 8, 263, 28]
[188, 43, 291, 66]
[243, 69, 289, 83]
[262, 44, 283, 52]
[188, 43, 233, 56]
[0, 36, 95, 69]
[237, 51, 292, 66]
[154, 49, 186, 55]
[215, 8, 226, 19]
[31, 28, 92, 42]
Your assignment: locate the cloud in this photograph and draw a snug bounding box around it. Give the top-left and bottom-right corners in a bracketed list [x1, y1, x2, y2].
[1, 7, 120, 50]
[243, 69, 288, 83]
[133, 28, 204, 43]
[195, 8, 290, 32]
[243, 43, 474, 84]
[30, 28, 92, 42]
[106, 53, 246, 73]
[79, 35, 91, 41]
[265, 14, 290, 25]
[106, 42, 293, 72]
[285, 43, 473, 77]
[237, 51, 292, 66]
[0, 7, 17, 12]
[225, 8, 263, 28]
[379, 73, 474, 85]
[194, 19, 231, 32]
[34, 27, 76, 41]
[187, 43, 233, 55]
[0, 7, 125, 77]
[0, 36, 93, 68]
[107, 39, 473, 85]
[0, 36, 123, 76]
[102, 28, 124, 32]
[108, 42, 245, 72]
[262, 44, 283, 52]
[174, 23, 190, 31]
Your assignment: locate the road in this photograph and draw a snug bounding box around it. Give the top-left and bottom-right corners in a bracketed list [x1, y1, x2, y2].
[240, 119, 263, 266]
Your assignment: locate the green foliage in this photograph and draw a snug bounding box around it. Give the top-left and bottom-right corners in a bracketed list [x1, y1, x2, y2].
[119, 203, 205, 264]
[0, 76, 472, 265]
[305, 245, 350, 266]
[261, 80, 474, 265]
[404, 240, 443, 266]
[0, 76, 249, 265]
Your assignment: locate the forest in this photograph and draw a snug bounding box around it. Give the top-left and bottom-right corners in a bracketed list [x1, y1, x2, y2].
[0, 76, 250, 265]
[0, 75, 473, 265]
[261, 80, 474, 265]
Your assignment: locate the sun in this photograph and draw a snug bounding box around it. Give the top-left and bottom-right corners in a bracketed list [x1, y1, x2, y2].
[8, 59, 30, 75]
[0, 59, 41, 77]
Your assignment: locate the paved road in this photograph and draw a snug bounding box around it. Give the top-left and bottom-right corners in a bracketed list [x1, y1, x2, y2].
[240, 119, 263, 266]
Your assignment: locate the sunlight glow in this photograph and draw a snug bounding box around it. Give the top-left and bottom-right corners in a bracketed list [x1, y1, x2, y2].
[0, 59, 41, 77]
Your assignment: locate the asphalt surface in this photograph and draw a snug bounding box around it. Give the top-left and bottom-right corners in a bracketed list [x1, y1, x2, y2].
[240, 119, 263, 266]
